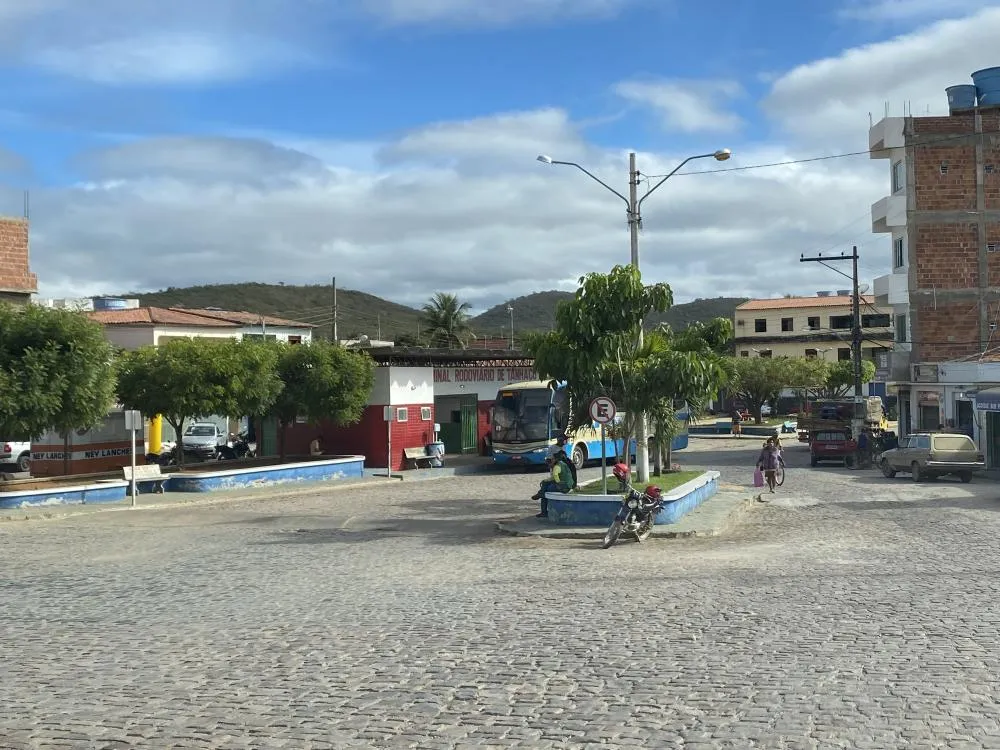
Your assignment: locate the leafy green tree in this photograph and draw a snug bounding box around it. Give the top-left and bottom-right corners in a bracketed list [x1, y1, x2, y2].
[817, 359, 877, 398]
[269, 341, 375, 459]
[729, 356, 833, 423]
[527, 266, 727, 475]
[0, 303, 117, 442]
[394, 331, 425, 348]
[116, 337, 283, 466]
[421, 292, 473, 349]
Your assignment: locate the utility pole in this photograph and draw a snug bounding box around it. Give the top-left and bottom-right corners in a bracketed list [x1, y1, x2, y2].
[506, 304, 514, 349]
[627, 152, 651, 483]
[377, 314, 381, 341]
[800, 246, 865, 441]
[331, 276, 338, 344]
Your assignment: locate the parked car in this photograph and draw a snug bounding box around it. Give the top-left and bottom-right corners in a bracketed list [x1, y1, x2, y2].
[0, 440, 31, 472]
[181, 422, 225, 460]
[810, 430, 856, 467]
[761, 404, 773, 417]
[878, 432, 985, 483]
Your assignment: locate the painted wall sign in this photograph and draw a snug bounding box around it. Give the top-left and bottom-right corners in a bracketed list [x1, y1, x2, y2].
[433, 367, 536, 384]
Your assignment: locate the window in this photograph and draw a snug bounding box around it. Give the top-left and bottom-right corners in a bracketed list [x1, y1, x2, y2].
[893, 237, 905, 268]
[736, 318, 745, 327]
[986, 164, 996, 174]
[396, 407, 408, 422]
[807, 316, 820, 330]
[781, 317, 794, 332]
[895, 314, 907, 343]
[939, 163, 949, 175]
[932, 434, 975, 451]
[891, 160, 904, 193]
[804, 348, 818, 359]
[243, 333, 277, 342]
[287, 335, 303, 345]
[740, 350, 749, 357]
[420, 406, 432, 421]
[754, 319, 767, 333]
[989, 243, 999, 253]
[914, 435, 931, 450]
[838, 348, 851, 361]
[758, 349, 773, 358]
[862, 313, 890, 328]
[830, 315, 853, 330]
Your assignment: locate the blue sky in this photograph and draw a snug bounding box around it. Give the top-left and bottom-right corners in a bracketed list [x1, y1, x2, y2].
[0, 0, 997, 319]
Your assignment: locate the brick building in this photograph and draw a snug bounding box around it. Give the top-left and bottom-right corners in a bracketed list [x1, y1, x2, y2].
[281, 348, 535, 471]
[0, 217, 37, 304]
[871, 67, 1000, 446]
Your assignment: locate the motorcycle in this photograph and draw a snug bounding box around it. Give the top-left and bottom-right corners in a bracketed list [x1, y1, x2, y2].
[601, 462, 670, 550]
[217, 432, 257, 461]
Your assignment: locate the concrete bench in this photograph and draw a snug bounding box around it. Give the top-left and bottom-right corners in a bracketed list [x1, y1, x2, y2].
[122, 463, 166, 494]
[403, 447, 437, 469]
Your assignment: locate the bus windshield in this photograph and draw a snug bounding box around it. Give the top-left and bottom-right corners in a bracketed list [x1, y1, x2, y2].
[493, 388, 553, 443]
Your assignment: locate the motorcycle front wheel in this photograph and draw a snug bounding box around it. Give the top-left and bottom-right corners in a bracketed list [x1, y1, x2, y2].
[601, 519, 623, 549]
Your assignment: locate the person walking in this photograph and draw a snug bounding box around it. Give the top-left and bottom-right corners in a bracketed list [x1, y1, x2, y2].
[731, 409, 743, 438]
[531, 454, 574, 518]
[756, 437, 785, 494]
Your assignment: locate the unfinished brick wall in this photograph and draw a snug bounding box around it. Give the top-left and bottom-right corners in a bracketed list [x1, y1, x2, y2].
[912, 114, 975, 135]
[0, 217, 37, 298]
[913, 300, 982, 361]
[988, 223, 1000, 287]
[913, 144, 977, 211]
[914, 223, 979, 288]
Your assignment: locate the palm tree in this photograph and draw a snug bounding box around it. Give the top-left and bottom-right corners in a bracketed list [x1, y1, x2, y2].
[421, 292, 474, 349]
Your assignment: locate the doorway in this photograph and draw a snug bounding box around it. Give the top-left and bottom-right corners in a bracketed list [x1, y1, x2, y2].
[434, 394, 479, 454]
[989, 412, 1000, 468]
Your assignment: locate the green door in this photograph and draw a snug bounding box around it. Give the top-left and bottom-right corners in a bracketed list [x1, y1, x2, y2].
[461, 396, 478, 454]
[260, 415, 278, 457]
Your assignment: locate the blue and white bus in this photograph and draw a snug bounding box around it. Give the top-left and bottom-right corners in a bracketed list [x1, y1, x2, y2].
[490, 379, 689, 468]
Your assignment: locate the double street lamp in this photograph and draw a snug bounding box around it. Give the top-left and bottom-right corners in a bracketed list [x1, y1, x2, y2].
[536, 148, 732, 482]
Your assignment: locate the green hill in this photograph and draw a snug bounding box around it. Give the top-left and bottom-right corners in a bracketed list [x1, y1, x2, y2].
[120, 283, 746, 342]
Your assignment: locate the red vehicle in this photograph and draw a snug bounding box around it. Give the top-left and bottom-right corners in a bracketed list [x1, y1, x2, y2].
[810, 430, 857, 467]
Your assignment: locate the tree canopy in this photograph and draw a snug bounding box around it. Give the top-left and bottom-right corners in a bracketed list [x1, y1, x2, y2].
[269, 341, 375, 458]
[525, 265, 730, 468]
[421, 292, 473, 348]
[116, 337, 283, 464]
[0, 304, 118, 439]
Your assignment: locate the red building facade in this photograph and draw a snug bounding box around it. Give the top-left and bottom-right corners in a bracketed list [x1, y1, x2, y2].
[281, 349, 535, 471]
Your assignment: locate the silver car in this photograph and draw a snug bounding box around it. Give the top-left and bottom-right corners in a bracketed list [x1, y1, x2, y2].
[879, 432, 985, 483]
[182, 422, 224, 459]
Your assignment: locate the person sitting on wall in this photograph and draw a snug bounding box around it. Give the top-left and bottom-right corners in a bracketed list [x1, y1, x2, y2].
[309, 435, 323, 456]
[531, 454, 574, 518]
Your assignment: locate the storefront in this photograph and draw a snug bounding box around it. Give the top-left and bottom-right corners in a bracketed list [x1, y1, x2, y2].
[974, 388, 1000, 468]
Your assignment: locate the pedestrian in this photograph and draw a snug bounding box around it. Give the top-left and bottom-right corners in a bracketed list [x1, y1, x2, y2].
[857, 428, 870, 468]
[531, 454, 574, 518]
[731, 409, 743, 438]
[756, 437, 785, 494]
[309, 435, 323, 456]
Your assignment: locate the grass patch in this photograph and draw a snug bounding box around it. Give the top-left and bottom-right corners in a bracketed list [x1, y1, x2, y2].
[575, 470, 704, 495]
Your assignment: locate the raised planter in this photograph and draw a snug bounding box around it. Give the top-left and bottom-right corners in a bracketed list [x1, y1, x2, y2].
[543, 470, 720, 527]
[0, 480, 128, 510]
[166, 455, 366, 493]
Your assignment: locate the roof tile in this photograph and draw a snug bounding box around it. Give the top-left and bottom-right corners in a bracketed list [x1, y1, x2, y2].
[736, 295, 875, 311]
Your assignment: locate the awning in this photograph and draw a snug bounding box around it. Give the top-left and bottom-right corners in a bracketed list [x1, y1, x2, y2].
[975, 388, 1000, 411]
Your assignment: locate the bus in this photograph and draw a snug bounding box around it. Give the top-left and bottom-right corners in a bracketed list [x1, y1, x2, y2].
[490, 379, 689, 468]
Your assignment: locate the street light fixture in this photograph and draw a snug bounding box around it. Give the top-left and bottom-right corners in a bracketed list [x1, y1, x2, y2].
[536, 146, 732, 482]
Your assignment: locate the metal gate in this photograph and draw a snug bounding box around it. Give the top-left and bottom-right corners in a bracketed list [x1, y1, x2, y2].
[460, 396, 478, 454]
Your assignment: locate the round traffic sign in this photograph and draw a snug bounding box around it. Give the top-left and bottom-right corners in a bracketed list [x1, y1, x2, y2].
[589, 396, 617, 424]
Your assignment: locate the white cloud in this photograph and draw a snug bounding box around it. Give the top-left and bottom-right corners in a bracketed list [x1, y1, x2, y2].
[764, 7, 1000, 147]
[356, 0, 636, 27]
[838, 0, 995, 22]
[613, 78, 745, 134]
[18, 107, 890, 317]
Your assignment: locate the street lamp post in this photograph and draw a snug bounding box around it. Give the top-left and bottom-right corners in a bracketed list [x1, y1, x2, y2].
[536, 148, 732, 482]
[506, 304, 514, 349]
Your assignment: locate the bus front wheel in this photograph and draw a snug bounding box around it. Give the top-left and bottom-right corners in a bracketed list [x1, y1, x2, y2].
[572, 445, 587, 470]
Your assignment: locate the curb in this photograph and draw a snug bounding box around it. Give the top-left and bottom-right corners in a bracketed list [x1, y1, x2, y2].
[495, 492, 755, 541]
[0, 477, 400, 525]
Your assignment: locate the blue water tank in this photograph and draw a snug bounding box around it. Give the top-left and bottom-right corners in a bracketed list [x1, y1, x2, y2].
[946, 84, 977, 111]
[973, 67, 1000, 107]
[92, 297, 129, 310]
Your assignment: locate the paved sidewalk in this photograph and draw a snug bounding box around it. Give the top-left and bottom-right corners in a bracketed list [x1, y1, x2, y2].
[495, 484, 755, 539]
[0, 475, 404, 524]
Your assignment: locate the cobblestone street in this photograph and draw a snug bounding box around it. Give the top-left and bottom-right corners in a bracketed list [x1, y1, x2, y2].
[3, 438, 1000, 748]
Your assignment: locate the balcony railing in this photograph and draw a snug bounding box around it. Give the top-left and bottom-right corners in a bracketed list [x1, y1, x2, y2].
[871, 194, 906, 234]
[873, 272, 909, 306]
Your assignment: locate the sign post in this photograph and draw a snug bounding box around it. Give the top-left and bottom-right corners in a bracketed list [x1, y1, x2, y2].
[124, 409, 142, 507]
[589, 397, 617, 493]
[383, 406, 393, 478]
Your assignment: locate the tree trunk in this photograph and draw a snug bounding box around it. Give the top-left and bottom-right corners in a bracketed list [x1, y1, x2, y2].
[664, 439, 673, 473]
[652, 439, 662, 475]
[170, 418, 184, 467]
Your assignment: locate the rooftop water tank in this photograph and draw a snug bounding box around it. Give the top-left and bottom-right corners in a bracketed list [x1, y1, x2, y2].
[816, 291, 832, 297]
[946, 84, 977, 112]
[837, 289, 851, 296]
[973, 67, 1000, 107]
[92, 297, 129, 311]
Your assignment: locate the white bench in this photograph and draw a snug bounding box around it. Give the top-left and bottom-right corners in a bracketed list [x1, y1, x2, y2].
[122, 464, 166, 494]
[403, 447, 437, 469]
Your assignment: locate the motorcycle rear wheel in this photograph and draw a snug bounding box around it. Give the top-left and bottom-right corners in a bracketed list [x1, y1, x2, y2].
[601, 520, 623, 549]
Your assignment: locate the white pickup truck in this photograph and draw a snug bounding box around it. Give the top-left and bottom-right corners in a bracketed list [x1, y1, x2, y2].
[0, 440, 31, 473]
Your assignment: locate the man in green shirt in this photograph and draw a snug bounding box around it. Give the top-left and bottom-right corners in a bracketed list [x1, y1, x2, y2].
[532, 454, 576, 518]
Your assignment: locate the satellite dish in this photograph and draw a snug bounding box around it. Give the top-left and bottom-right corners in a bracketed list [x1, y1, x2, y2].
[858, 284, 870, 294]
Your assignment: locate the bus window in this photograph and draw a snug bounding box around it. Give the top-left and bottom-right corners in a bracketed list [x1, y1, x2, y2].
[552, 388, 570, 432]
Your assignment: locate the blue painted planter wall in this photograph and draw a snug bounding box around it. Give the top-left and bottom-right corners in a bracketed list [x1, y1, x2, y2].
[167, 455, 365, 493]
[545, 471, 720, 527]
[0, 482, 128, 510]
